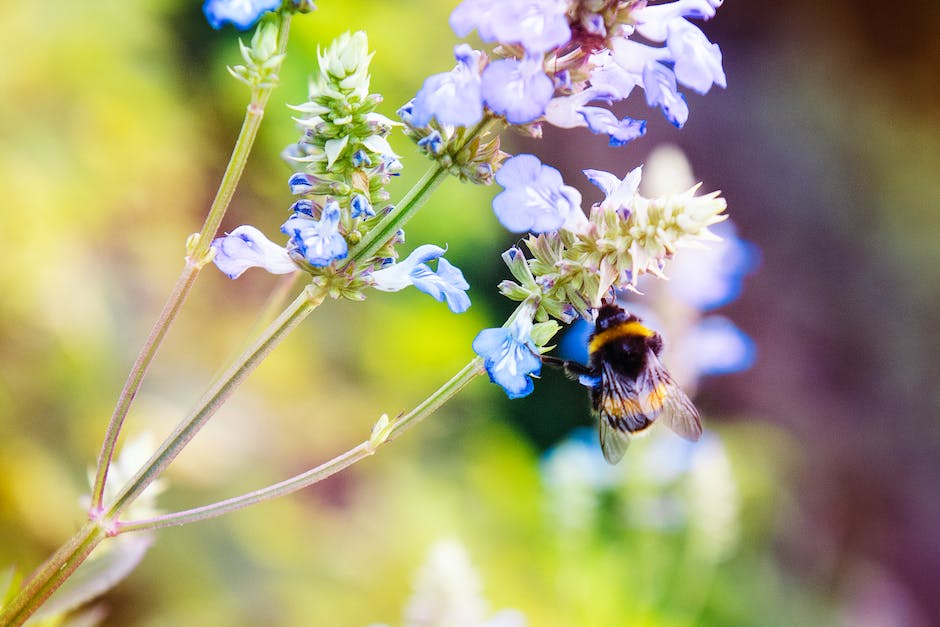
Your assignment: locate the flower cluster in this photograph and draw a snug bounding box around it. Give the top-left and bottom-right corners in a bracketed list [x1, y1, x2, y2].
[402, 0, 725, 155]
[473, 153, 727, 397]
[551, 145, 756, 397]
[211, 32, 471, 312]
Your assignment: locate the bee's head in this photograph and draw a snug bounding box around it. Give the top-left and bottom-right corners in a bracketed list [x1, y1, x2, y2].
[595, 303, 632, 331]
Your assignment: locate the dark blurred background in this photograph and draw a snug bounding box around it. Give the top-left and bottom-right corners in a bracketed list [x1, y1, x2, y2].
[1, 1, 937, 625]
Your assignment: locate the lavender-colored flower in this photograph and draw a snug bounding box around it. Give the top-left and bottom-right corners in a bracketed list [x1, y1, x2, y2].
[634, 0, 723, 42]
[667, 20, 726, 95]
[583, 165, 643, 216]
[450, 0, 571, 55]
[493, 154, 585, 233]
[280, 200, 348, 267]
[602, 1, 725, 126]
[371, 244, 471, 313]
[472, 314, 541, 399]
[203, 0, 281, 30]
[481, 56, 554, 125]
[211, 225, 297, 279]
[410, 45, 484, 128]
[578, 107, 647, 147]
[641, 62, 689, 128]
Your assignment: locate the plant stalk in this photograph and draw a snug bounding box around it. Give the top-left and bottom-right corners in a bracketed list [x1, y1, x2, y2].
[115, 358, 485, 533]
[89, 12, 294, 512]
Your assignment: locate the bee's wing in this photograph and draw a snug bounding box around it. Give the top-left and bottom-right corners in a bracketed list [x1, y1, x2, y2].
[595, 362, 651, 464]
[599, 418, 631, 464]
[639, 351, 703, 442]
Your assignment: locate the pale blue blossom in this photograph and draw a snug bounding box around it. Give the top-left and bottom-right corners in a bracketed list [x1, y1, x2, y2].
[667, 19, 726, 94]
[472, 314, 541, 399]
[371, 245, 471, 313]
[493, 154, 586, 233]
[450, 0, 571, 55]
[480, 56, 554, 125]
[579, 107, 647, 146]
[583, 165, 643, 217]
[211, 225, 297, 279]
[634, 0, 723, 42]
[281, 200, 348, 267]
[410, 45, 484, 128]
[641, 62, 690, 128]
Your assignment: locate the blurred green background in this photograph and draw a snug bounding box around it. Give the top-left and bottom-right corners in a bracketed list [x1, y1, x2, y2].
[1, 1, 938, 625]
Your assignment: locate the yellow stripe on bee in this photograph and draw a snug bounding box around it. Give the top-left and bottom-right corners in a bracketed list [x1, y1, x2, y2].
[645, 382, 668, 411]
[603, 396, 641, 417]
[589, 321, 655, 353]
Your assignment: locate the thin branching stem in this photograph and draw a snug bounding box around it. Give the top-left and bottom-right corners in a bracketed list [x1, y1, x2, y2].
[89, 12, 295, 513]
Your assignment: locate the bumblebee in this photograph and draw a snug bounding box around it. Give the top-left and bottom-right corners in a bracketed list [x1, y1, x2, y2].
[543, 303, 702, 464]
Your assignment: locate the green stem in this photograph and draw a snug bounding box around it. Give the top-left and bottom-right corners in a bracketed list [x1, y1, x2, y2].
[0, 522, 106, 627]
[346, 116, 502, 265]
[105, 284, 325, 520]
[114, 358, 485, 533]
[89, 11, 294, 512]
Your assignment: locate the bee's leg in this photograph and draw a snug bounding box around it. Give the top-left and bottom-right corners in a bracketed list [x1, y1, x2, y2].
[541, 355, 595, 378]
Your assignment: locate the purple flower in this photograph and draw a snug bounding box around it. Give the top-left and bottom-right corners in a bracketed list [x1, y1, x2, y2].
[211, 225, 297, 279]
[583, 165, 643, 216]
[371, 245, 471, 313]
[493, 154, 586, 233]
[667, 20, 726, 94]
[410, 45, 484, 128]
[603, 1, 725, 127]
[203, 0, 281, 30]
[578, 107, 647, 147]
[450, 0, 571, 55]
[280, 200, 348, 267]
[472, 314, 542, 399]
[634, 0, 723, 42]
[481, 56, 554, 125]
[641, 62, 689, 128]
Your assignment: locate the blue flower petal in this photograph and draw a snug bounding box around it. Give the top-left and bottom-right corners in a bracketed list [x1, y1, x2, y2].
[203, 0, 281, 30]
[371, 245, 471, 313]
[481, 57, 554, 125]
[667, 20, 726, 94]
[280, 200, 348, 267]
[492, 154, 583, 233]
[411, 45, 484, 128]
[472, 316, 541, 399]
[450, 0, 571, 55]
[579, 107, 647, 147]
[211, 225, 297, 279]
[642, 62, 689, 128]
